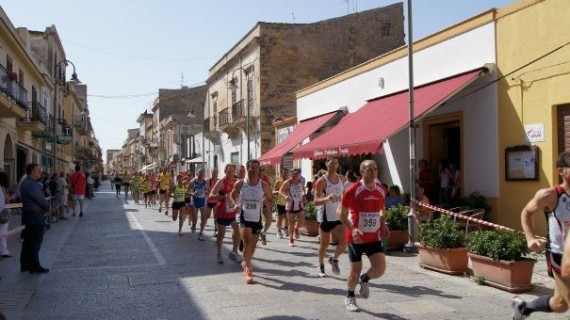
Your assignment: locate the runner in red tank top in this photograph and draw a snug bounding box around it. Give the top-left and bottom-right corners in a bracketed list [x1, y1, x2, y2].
[339, 160, 389, 312]
[209, 164, 241, 264]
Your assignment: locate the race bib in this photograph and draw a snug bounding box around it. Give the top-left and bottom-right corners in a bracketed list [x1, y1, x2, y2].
[358, 212, 380, 233]
[244, 201, 257, 210]
[225, 200, 235, 212]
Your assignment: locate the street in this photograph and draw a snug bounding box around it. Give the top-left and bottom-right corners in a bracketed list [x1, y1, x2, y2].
[0, 183, 563, 320]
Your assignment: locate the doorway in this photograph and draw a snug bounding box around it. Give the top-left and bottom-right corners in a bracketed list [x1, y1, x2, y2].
[423, 113, 463, 204]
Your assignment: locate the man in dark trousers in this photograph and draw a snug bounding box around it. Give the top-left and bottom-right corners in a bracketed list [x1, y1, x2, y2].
[20, 163, 50, 273]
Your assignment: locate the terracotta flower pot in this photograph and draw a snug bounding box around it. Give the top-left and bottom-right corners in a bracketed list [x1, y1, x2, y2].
[300, 219, 319, 237]
[387, 230, 409, 251]
[468, 252, 535, 293]
[416, 243, 469, 275]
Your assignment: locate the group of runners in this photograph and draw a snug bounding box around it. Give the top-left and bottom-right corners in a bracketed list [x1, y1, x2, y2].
[120, 157, 388, 310]
[108, 152, 570, 317]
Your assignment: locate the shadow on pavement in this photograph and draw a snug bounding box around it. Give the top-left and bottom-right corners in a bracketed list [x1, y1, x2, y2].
[377, 283, 461, 299]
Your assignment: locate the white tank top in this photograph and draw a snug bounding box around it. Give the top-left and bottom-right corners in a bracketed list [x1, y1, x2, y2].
[547, 185, 570, 254]
[286, 180, 304, 211]
[239, 178, 264, 222]
[317, 175, 344, 223]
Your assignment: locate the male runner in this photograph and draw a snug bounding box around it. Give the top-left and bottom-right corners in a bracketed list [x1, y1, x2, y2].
[338, 160, 389, 312]
[513, 151, 570, 319]
[231, 159, 273, 284]
[158, 169, 171, 215]
[206, 168, 219, 237]
[314, 156, 347, 277]
[273, 168, 289, 239]
[170, 175, 187, 236]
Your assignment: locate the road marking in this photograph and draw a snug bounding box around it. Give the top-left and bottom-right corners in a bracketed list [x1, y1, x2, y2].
[127, 211, 167, 265]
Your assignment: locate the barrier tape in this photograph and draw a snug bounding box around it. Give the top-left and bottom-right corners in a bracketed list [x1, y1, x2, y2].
[411, 199, 515, 232]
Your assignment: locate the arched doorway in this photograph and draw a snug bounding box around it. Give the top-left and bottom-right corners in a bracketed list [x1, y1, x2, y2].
[4, 134, 15, 184]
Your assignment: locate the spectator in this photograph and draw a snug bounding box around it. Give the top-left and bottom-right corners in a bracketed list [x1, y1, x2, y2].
[344, 170, 358, 190]
[86, 173, 95, 199]
[386, 185, 405, 209]
[20, 163, 50, 273]
[57, 173, 68, 220]
[418, 159, 434, 201]
[68, 165, 86, 217]
[0, 171, 12, 258]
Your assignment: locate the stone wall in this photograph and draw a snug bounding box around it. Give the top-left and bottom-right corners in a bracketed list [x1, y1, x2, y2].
[257, 3, 404, 154]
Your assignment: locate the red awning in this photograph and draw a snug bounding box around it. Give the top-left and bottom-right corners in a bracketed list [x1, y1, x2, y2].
[293, 68, 485, 159]
[259, 112, 338, 166]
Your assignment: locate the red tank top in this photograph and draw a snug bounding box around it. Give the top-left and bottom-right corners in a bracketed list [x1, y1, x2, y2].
[215, 178, 236, 219]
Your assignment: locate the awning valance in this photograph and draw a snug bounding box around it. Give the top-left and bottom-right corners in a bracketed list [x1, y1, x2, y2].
[259, 111, 339, 166]
[293, 68, 486, 159]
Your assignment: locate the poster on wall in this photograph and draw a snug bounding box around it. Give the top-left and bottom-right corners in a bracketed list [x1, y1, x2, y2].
[277, 126, 294, 144]
[505, 145, 539, 181]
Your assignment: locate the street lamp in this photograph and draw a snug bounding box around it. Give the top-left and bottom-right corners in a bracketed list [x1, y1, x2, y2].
[53, 59, 80, 174]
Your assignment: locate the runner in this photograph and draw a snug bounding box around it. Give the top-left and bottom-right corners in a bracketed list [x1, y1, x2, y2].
[113, 174, 123, 198]
[131, 173, 142, 204]
[184, 171, 195, 229]
[142, 174, 152, 209]
[259, 166, 272, 245]
[206, 168, 219, 237]
[512, 151, 570, 319]
[150, 173, 158, 207]
[231, 159, 273, 284]
[273, 168, 289, 239]
[209, 164, 241, 264]
[190, 169, 209, 241]
[158, 169, 171, 215]
[338, 160, 388, 312]
[280, 168, 306, 247]
[170, 175, 187, 236]
[314, 156, 347, 277]
[122, 172, 131, 199]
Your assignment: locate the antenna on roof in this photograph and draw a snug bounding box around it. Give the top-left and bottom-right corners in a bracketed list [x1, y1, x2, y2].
[181, 72, 184, 88]
[291, 13, 295, 23]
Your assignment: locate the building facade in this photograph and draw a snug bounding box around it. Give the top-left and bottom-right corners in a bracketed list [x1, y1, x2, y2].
[203, 4, 405, 173]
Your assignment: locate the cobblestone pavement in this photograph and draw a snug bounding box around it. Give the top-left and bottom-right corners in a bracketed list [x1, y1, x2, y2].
[0, 183, 565, 320]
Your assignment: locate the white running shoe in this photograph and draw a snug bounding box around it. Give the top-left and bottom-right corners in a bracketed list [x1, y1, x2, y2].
[344, 297, 360, 312]
[511, 296, 527, 320]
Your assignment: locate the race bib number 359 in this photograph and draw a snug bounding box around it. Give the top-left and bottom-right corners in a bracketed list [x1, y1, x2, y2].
[358, 212, 380, 233]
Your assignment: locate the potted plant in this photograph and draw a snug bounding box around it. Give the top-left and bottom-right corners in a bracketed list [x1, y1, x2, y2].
[385, 205, 409, 250]
[300, 202, 319, 237]
[466, 230, 535, 293]
[416, 215, 469, 275]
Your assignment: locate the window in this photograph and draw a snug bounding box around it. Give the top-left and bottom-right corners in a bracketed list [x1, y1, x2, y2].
[231, 152, 239, 165]
[246, 73, 254, 116]
[231, 78, 238, 104]
[381, 23, 391, 36]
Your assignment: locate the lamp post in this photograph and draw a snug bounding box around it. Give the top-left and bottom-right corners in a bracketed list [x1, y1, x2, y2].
[404, 0, 417, 253]
[53, 59, 79, 174]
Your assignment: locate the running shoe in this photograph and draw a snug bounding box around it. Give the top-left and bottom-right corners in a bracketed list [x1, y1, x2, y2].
[191, 224, 196, 233]
[260, 232, 267, 245]
[244, 267, 254, 284]
[276, 229, 283, 239]
[178, 231, 183, 236]
[329, 257, 340, 275]
[511, 296, 527, 320]
[359, 273, 370, 299]
[229, 252, 239, 262]
[198, 234, 205, 241]
[239, 239, 244, 252]
[289, 239, 295, 247]
[165, 210, 169, 216]
[284, 229, 289, 237]
[217, 253, 224, 264]
[318, 266, 326, 278]
[213, 229, 218, 237]
[294, 227, 300, 239]
[344, 297, 360, 312]
[159, 207, 162, 213]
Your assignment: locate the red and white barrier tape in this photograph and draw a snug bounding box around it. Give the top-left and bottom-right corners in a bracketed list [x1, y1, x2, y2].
[411, 199, 515, 232]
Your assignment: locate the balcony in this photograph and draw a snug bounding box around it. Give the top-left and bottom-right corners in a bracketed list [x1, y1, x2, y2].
[218, 107, 239, 137]
[231, 99, 247, 128]
[73, 114, 89, 135]
[0, 64, 28, 118]
[18, 101, 48, 132]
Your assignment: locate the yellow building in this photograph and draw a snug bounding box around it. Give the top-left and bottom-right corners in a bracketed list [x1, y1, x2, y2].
[496, 0, 570, 231]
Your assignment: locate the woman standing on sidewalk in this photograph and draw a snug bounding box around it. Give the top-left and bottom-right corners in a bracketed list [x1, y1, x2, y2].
[0, 171, 12, 258]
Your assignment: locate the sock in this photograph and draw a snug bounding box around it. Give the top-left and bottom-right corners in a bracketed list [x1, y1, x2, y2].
[347, 291, 355, 298]
[320, 264, 325, 272]
[525, 295, 552, 315]
[360, 273, 370, 283]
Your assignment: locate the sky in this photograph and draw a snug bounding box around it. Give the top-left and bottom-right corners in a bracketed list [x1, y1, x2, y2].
[2, 0, 515, 162]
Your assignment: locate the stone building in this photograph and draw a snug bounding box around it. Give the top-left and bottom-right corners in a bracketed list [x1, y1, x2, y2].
[202, 3, 404, 173]
[151, 85, 207, 173]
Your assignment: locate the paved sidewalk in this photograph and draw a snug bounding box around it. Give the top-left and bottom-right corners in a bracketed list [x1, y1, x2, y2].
[0, 183, 565, 319]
